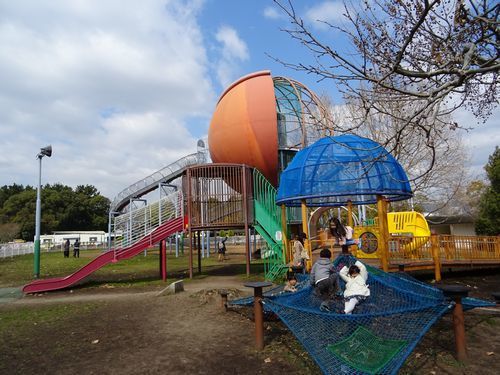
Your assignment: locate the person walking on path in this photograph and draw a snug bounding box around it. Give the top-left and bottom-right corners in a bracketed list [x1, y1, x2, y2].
[73, 239, 80, 258]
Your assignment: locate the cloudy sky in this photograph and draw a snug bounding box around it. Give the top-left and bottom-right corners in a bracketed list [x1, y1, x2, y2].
[0, 0, 498, 199]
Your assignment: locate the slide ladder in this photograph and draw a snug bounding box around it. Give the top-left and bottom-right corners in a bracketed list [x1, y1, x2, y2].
[253, 169, 288, 281]
[24, 191, 184, 294]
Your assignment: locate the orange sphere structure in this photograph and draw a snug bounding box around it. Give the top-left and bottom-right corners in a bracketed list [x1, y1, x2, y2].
[208, 70, 332, 186]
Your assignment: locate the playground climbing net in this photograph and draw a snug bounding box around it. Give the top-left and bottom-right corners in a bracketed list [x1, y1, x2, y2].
[229, 255, 494, 375]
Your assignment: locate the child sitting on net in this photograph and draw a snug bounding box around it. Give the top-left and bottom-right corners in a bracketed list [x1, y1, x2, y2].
[310, 248, 339, 312]
[339, 260, 370, 314]
[284, 272, 298, 293]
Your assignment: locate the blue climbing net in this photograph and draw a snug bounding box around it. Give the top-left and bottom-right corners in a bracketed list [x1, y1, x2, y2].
[230, 255, 494, 375]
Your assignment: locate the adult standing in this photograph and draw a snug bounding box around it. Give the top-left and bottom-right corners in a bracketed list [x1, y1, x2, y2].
[291, 233, 309, 272]
[73, 239, 80, 258]
[63, 239, 70, 258]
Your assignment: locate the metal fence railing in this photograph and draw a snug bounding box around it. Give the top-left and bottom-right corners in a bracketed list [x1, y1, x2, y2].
[111, 190, 183, 250]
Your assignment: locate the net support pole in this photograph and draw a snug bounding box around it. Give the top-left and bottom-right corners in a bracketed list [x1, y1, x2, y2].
[377, 195, 389, 272]
[431, 235, 442, 281]
[301, 199, 311, 271]
[438, 285, 470, 362]
[244, 281, 272, 350]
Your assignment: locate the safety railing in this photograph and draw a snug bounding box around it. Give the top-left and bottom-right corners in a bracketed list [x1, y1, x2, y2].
[112, 190, 183, 250]
[387, 235, 500, 264]
[110, 151, 205, 212]
[253, 169, 282, 237]
[439, 235, 500, 261]
[387, 236, 433, 263]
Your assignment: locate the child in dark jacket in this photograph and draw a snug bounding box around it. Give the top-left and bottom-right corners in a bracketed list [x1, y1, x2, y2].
[310, 248, 339, 312]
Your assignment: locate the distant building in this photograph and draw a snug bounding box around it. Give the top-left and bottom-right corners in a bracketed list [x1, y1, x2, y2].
[426, 214, 476, 236]
[39, 231, 107, 248]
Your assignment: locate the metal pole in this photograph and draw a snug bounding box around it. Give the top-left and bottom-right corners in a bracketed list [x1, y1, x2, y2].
[242, 166, 250, 276]
[34, 156, 42, 278]
[197, 230, 201, 274]
[201, 231, 205, 258]
[175, 232, 179, 257]
[107, 210, 112, 251]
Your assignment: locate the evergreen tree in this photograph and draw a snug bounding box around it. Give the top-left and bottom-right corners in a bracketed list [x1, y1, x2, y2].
[475, 147, 500, 235]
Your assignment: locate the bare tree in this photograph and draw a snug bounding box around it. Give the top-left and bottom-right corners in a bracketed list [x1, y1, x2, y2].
[273, 0, 499, 177]
[326, 94, 470, 213]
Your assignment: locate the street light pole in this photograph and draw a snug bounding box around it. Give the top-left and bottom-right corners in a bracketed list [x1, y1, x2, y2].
[34, 155, 42, 278]
[34, 145, 52, 279]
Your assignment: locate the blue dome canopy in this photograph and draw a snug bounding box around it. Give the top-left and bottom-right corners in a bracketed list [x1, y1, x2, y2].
[276, 134, 412, 207]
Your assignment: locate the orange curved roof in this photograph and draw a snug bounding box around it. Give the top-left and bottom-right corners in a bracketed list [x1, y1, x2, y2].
[208, 71, 279, 185]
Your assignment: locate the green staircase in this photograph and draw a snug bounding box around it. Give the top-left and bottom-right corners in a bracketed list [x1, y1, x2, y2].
[253, 169, 289, 282]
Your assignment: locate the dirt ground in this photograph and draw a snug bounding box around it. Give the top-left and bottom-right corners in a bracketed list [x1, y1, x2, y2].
[1, 256, 499, 375]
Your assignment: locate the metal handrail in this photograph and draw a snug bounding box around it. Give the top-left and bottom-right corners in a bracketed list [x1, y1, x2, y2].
[111, 190, 183, 250]
[110, 151, 206, 212]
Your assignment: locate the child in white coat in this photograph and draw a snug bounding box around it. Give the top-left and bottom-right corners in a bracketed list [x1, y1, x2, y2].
[339, 260, 370, 314]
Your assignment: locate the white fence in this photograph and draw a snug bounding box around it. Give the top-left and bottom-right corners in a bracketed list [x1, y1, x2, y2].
[0, 242, 34, 258]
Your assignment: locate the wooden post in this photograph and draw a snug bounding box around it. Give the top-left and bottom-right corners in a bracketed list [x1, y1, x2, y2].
[301, 199, 311, 270]
[377, 195, 389, 272]
[244, 281, 272, 350]
[438, 285, 470, 362]
[431, 234, 442, 282]
[281, 204, 288, 263]
[347, 200, 353, 227]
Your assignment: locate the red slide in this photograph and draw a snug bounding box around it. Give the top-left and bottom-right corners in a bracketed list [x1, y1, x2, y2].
[23, 217, 184, 294]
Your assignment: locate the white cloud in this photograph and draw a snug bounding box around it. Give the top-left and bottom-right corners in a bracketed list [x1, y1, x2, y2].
[263, 6, 283, 20]
[455, 107, 500, 177]
[305, 1, 346, 29]
[0, 0, 216, 198]
[215, 25, 249, 61]
[214, 25, 249, 87]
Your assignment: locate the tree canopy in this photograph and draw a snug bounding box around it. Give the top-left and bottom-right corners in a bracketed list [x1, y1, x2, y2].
[274, 0, 498, 180]
[475, 147, 500, 235]
[0, 184, 110, 242]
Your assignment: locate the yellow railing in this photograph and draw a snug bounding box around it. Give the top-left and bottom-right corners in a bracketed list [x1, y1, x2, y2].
[438, 235, 500, 260]
[388, 235, 500, 263]
[385, 234, 500, 281]
[388, 236, 432, 262]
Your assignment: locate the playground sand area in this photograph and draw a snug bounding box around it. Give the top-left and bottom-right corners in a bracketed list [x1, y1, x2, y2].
[1, 252, 499, 375]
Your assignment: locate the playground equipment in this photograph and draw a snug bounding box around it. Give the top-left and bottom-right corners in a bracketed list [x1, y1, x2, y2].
[209, 70, 332, 186]
[355, 211, 431, 259]
[230, 255, 494, 375]
[24, 70, 500, 292]
[23, 191, 184, 293]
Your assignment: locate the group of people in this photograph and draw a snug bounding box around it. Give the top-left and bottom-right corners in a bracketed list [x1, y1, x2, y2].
[309, 248, 369, 313]
[63, 239, 80, 258]
[285, 217, 369, 314]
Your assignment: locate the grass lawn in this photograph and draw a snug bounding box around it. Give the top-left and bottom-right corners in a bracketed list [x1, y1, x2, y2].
[0, 246, 266, 288]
